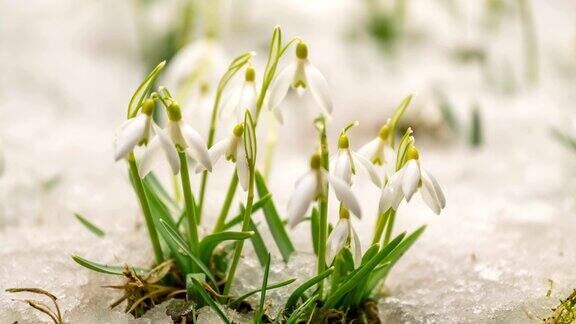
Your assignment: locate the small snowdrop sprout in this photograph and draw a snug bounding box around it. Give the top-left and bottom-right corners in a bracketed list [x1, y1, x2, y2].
[325, 206, 362, 267]
[268, 41, 333, 123]
[114, 98, 156, 161]
[203, 122, 251, 191]
[332, 122, 382, 188]
[220, 66, 258, 121]
[380, 144, 446, 214]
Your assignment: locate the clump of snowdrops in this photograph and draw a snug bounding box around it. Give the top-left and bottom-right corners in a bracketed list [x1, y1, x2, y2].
[71, 26, 446, 323]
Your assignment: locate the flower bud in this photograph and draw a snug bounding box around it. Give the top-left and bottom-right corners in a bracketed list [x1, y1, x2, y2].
[406, 145, 420, 160]
[233, 123, 245, 137]
[245, 66, 256, 82]
[296, 42, 308, 60]
[310, 153, 321, 169]
[141, 99, 155, 116]
[338, 134, 349, 149]
[378, 124, 390, 141]
[339, 206, 350, 219]
[167, 103, 182, 122]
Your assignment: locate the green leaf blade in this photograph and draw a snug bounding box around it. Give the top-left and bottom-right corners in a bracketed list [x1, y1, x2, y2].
[255, 171, 295, 262]
[73, 213, 105, 238]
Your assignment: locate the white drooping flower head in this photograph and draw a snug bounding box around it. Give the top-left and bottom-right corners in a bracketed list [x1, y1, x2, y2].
[326, 207, 362, 267]
[202, 123, 251, 191]
[138, 102, 212, 178]
[358, 121, 397, 176]
[220, 66, 258, 122]
[332, 123, 382, 188]
[288, 154, 363, 228]
[379, 144, 446, 215]
[268, 41, 333, 123]
[163, 38, 227, 105]
[114, 99, 157, 161]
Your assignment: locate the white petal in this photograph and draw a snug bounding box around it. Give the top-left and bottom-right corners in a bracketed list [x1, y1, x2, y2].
[358, 137, 380, 160]
[305, 62, 333, 115]
[272, 105, 285, 124]
[325, 218, 349, 266]
[138, 137, 161, 178]
[420, 174, 441, 215]
[383, 147, 397, 178]
[168, 121, 188, 148]
[199, 137, 230, 173]
[237, 82, 257, 121]
[181, 123, 212, 172]
[235, 142, 250, 191]
[268, 62, 296, 111]
[401, 160, 420, 201]
[349, 221, 362, 267]
[333, 151, 352, 186]
[219, 87, 241, 120]
[154, 124, 180, 174]
[378, 169, 404, 213]
[352, 151, 382, 187]
[328, 174, 362, 219]
[114, 115, 147, 161]
[287, 171, 318, 228]
[424, 169, 446, 209]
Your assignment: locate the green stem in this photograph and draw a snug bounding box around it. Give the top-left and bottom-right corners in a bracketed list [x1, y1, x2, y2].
[372, 210, 390, 245]
[179, 151, 200, 259]
[517, 0, 538, 86]
[316, 119, 330, 297]
[212, 172, 239, 233]
[382, 210, 396, 246]
[262, 113, 278, 180]
[128, 154, 163, 265]
[223, 169, 255, 295]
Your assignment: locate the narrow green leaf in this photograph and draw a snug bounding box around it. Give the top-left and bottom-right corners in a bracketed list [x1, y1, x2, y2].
[186, 274, 231, 324]
[142, 181, 190, 273]
[158, 219, 217, 286]
[366, 225, 427, 290]
[255, 171, 295, 262]
[284, 267, 334, 312]
[254, 253, 271, 323]
[469, 105, 482, 147]
[551, 127, 576, 152]
[73, 213, 105, 237]
[310, 208, 319, 255]
[389, 94, 413, 141]
[199, 231, 253, 264]
[228, 278, 296, 309]
[127, 61, 166, 118]
[286, 294, 318, 324]
[71, 255, 147, 276]
[323, 232, 407, 309]
[222, 193, 272, 230]
[143, 173, 180, 213]
[248, 219, 270, 267]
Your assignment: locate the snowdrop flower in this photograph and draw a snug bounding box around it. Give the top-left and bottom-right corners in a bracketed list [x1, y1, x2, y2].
[202, 123, 251, 191]
[288, 154, 362, 227]
[163, 38, 227, 104]
[332, 128, 382, 188]
[139, 102, 212, 177]
[379, 146, 446, 214]
[326, 207, 362, 267]
[220, 66, 258, 122]
[114, 99, 156, 161]
[358, 122, 397, 178]
[268, 42, 332, 123]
